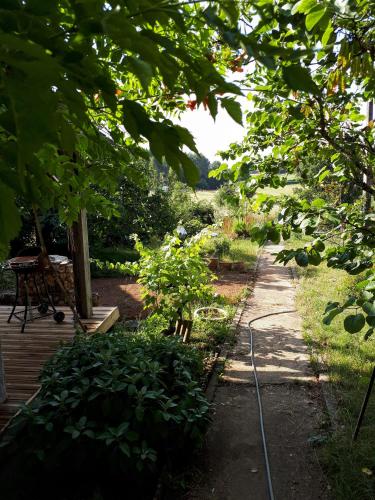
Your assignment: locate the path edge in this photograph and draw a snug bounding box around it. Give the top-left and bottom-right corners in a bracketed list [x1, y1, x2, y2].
[205, 249, 263, 402]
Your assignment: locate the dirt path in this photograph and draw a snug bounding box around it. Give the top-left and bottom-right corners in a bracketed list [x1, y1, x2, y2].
[186, 245, 329, 500]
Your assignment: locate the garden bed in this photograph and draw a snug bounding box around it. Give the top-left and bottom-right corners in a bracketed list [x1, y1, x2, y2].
[92, 270, 254, 319]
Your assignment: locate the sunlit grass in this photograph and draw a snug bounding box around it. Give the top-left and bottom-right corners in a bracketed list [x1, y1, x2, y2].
[295, 257, 375, 499]
[222, 238, 259, 267]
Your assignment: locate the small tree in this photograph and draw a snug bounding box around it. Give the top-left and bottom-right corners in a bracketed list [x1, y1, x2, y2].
[133, 231, 215, 322]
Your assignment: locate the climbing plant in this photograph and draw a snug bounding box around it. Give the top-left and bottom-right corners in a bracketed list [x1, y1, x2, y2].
[211, 0, 375, 335]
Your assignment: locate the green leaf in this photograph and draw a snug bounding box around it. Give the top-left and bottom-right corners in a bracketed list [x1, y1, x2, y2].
[323, 308, 341, 325]
[364, 328, 374, 340]
[344, 314, 366, 334]
[292, 0, 316, 15]
[295, 250, 309, 267]
[322, 21, 333, 46]
[119, 442, 131, 457]
[282, 65, 318, 94]
[220, 98, 242, 125]
[311, 198, 326, 208]
[308, 249, 321, 266]
[363, 302, 375, 316]
[305, 5, 327, 31]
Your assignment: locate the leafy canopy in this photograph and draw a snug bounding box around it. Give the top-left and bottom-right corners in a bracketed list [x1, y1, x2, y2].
[0, 0, 247, 257]
[212, 0, 375, 336]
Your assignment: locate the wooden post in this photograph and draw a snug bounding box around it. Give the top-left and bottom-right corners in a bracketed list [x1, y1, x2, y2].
[71, 209, 93, 319]
[0, 344, 6, 403]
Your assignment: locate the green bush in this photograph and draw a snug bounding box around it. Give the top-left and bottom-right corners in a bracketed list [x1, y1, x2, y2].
[233, 219, 251, 238]
[133, 231, 215, 322]
[182, 217, 205, 237]
[178, 200, 216, 236]
[203, 234, 231, 258]
[0, 332, 210, 500]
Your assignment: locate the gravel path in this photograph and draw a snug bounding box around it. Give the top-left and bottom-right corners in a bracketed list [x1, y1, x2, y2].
[186, 245, 329, 500]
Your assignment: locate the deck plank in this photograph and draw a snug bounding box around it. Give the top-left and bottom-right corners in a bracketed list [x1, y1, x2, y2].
[0, 305, 119, 432]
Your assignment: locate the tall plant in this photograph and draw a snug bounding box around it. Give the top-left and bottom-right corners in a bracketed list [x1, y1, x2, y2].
[133, 231, 215, 322]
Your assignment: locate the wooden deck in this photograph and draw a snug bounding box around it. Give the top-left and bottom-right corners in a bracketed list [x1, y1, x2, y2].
[0, 305, 120, 431]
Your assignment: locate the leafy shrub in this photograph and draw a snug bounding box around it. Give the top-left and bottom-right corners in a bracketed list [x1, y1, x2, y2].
[133, 231, 215, 322]
[203, 234, 231, 258]
[178, 200, 216, 236]
[233, 219, 251, 238]
[0, 332, 210, 500]
[182, 217, 205, 236]
[188, 201, 215, 225]
[190, 308, 235, 351]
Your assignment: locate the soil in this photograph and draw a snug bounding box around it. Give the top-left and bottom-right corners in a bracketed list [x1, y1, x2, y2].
[91, 270, 253, 319]
[184, 245, 329, 500]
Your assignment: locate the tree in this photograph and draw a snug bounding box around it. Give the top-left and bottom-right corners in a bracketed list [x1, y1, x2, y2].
[212, 0, 375, 335]
[0, 0, 249, 258]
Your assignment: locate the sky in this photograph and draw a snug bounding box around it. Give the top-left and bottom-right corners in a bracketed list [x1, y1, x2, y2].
[177, 94, 249, 162]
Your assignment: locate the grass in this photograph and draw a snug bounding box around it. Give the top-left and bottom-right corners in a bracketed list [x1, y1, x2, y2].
[295, 260, 375, 499]
[258, 180, 300, 197]
[222, 238, 259, 268]
[193, 190, 217, 204]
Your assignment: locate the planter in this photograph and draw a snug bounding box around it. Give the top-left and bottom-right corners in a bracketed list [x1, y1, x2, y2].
[207, 257, 219, 271]
[219, 261, 232, 271]
[232, 261, 246, 273]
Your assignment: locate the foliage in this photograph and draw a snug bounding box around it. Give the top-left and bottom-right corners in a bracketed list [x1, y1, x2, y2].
[215, 184, 241, 214]
[0, 331, 209, 500]
[233, 219, 251, 238]
[294, 253, 375, 499]
[188, 153, 222, 190]
[0, 0, 254, 258]
[190, 307, 236, 352]
[178, 199, 216, 237]
[203, 234, 231, 258]
[211, 0, 375, 336]
[88, 157, 181, 248]
[133, 231, 215, 322]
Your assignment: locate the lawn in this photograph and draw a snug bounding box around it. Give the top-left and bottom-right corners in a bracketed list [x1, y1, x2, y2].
[193, 190, 217, 204]
[222, 238, 259, 268]
[295, 261, 375, 499]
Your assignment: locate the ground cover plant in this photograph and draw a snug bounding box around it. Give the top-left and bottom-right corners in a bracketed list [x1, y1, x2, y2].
[0, 330, 210, 500]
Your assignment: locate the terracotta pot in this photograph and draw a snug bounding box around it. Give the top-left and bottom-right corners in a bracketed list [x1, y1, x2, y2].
[232, 261, 246, 273]
[219, 261, 233, 271]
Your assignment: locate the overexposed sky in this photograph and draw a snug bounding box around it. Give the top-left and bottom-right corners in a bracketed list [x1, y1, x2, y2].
[178, 94, 249, 161]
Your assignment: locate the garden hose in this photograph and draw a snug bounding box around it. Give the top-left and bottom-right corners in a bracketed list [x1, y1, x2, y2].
[248, 309, 296, 500]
